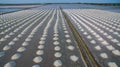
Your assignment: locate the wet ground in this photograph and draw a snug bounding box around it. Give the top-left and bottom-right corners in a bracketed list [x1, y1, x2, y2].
[0, 4, 120, 67]
[0, 5, 41, 14]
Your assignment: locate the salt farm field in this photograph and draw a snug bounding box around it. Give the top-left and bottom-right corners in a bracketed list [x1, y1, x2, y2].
[0, 4, 120, 67]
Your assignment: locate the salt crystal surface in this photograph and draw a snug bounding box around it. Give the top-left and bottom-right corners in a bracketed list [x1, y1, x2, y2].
[25, 38, 31, 41]
[3, 45, 11, 51]
[22, 42, 29, 46]
[36, 50, 44, 55]
[111, 39, 119, 43]
[13, 38, 19, 41]
[83, 32, 88, 35]
[11, 53, 21, 60]
[53, 60, 62, 67]
[33, 56, 43, 63]
[4, 35, 10, 38]
[112, 50, 120, 56]
[106, 45, 115, 51]
[17, 47, 26, 52]
[117, 43, 120, 46]
[86, 35, 92, 39]
[0, 51, 5, 57]
[54, 52, 62, 58]
[64, 31, 69, 33]
[0, 38, 6, 42]
[8, 41, 15, 45]
[41, 37, 46, 40]
[54, 34, 59, 36]
[53, 37, 59, 40]
[66, 39, 72, 43]
[39, 41, 45, 44]
[53, 41, 59, 45]
[101, 41, 109, 45]
[65, 35, 70, 38]
[54, 46, 61, 51]
[32, 65, 40, 67]
[70, 55, 79, 62]
[95, 46, 101, 50]
[90, 40, 96, 44]
[108, 62, 118, 67]
[100, 53, 108, 58]
[67, 45, 75, 51]
[4, 61, 16, 67]
[38, 45, 44, 49]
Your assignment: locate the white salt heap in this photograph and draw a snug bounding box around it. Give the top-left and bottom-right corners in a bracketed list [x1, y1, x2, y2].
[33, 56, 43, 63]
[36, 50, 44, 55]
[70, 55, 79, 62]
[67, 45, 75, 51]
[54, 52, 62, 58]
[53, 60, 62, 67]
[3, 45, 11, 51]
[11, 53, 21, 60]
[4, 61, 16, 67]
[17, 47, 26, 52]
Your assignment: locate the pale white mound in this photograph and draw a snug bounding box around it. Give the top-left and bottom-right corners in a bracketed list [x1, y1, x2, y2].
[25, 38, 31, 41]
[4, 61, 16, 67]
[0, 51, 5, 57]
[117, 43, 120, 46]
[100, 53, 108, 58]
[3, 45, 11, 51]
[39, 41, 45, 44]
[53, 60, 62, 67]
[42, 34, 47, 37]
[22, 42, 29, 46]
[106, 45, 115, 51]
[98, 37, 104, 41]
[9, 32, 14, 35]
[38, 45, 44, 49]
[86, 35, 92, 39]
[101, 41, 109, 45]
[53, 37, 59, 40]
[54, 46, 61, 51]
[41, 37, 46, 40]
[8, 41, 15, 45]
[108, 62, 118, 67]
[83, 32, 88, 35]
[32, 65, 40, 67]
[18, 34, 22, 37]
[0, 38, 6, 42]
[54, 52, 62, 58]
[107, 35, 113, 39]
[4, 35, 10, 38]
[67, 45, 75, 51]
[111, 39, 119, 43]
[54, 34, 59, 36]
[53, 41, 59, 45]
[33, 56, 43, 63]
[70, 55, 79, 62]
[28, 35, 33, 38]
[90, 40, 96, 44]
[17, 47, 26, 52]
[95, 46, 101, 50]
[65, 35, 70, 38]
[36, 50, 44, 55]
[66, 39, 72, 43]
[11, 53, 21, 60]
[64, 31, 68, 33]
[13, 38, 19, 41]
[112, 50, 120, 56]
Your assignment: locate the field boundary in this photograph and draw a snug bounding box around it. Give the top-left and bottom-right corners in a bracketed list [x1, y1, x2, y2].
[60, 8, 100, 67]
